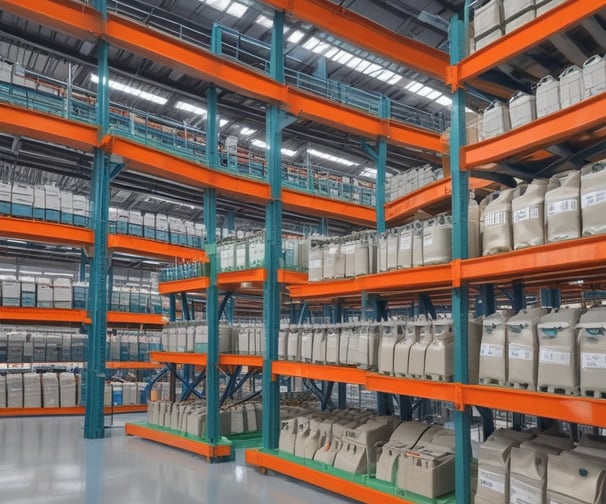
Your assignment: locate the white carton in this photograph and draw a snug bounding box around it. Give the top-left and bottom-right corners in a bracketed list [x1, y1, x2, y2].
[36, 278, 53, 308]
[33, 186, 45, 219]
[2, 280, 21, 306]
[53, 277, 73, 308]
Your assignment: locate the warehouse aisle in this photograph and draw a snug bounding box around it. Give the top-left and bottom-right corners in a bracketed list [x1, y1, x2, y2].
[0, 415, 350, 504]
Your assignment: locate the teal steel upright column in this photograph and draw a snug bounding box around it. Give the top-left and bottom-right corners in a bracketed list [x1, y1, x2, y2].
[262, 10, 285, 450]
[205, 83, 220, 443]
[84, 0, 110, 439]
[376, 96, 389, 233]
[450, 15, 472, 504]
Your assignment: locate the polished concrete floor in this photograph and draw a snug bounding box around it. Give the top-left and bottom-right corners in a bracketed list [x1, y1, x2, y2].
[0, 414, 351, 504]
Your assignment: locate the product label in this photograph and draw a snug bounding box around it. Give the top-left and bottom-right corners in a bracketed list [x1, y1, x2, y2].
[582, 190, 606, 208]
[510, 478, 541, 504]
[547, 199, 578, 216]
[400, 235, 412, 250]
[509, 344, 533, 361]
[341, 244, 355, 255]
[539, 349, 571, 366]
[309, 259, 322, 269]
[581, 352, 606, 369]
[478, 468, 505, 494]
[328, 245, 338, 254]
[513, 206, 540, 223]
[484, 211, 507, 227]
[481, 343, 503, 358]
[423, 232, 433, 247]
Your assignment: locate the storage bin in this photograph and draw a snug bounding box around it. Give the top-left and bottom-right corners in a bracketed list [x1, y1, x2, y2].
[583, 54, 606, 98]
[480, 101, 511, 140]
[559, 65, 584, 109]
[536, 75, 560, 118]
[509, 91, 536, 128]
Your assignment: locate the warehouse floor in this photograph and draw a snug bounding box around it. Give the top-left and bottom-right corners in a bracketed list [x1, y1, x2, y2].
[0, 414, 350, 504]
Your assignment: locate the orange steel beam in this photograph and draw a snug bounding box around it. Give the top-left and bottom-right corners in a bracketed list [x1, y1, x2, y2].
[282, 189, 375, 227]
[108, 234, 207, 262]
[461, 235, 606, 284]
[0, 103, 98, 152]
[277, 270, 308, 285]
[0, 405, 147, 417]
[462, 385, 606, 429]
[0, 216, 94, 247]
[272, 361, 367, 384]
[219, 354, 263, 367]
[107, 137, 271, 203]
[149, 351, 208, 366]
[105, 361, 162, 369]
[258, 0, 448, 82]
[0, 307, 90, 324]
[125, 423, 231, 458]
[451, 0, 603, 86]
[158, 277, 209, 295]
[365, 374, 455, 402]
[106, 312, 165, 326]
[462, 93, 606, 169]
[218, 268, 267, 288]
[245, 449, 416, 504]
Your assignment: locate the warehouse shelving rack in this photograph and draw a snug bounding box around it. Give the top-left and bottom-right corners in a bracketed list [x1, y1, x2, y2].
[0, 0, 604, 502]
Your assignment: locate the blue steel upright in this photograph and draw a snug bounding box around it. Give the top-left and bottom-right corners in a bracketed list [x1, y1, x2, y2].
[449, 15, 472, 504]
[84, 0, 110, 439]
[262, 10, 285, 450]
[204, 82, 220, 444]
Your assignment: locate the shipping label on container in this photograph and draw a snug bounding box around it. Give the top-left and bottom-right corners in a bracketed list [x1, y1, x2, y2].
[399, 234, 412, 250]
[478, 468, 505, 494]
[513, 206, 540, 223]
[509, 344, 533, 361]
[309, 259, 322, 269]
[581, 190, 606, 208]
[341, 244, 355, 255]
[581, 352, 606, 369]
[510, 478, 541, 504]
[547, 199, 577, 216]
[539, 349, 571, 365]
[484, 211, 507, 227]
[480, 343, 503, 358]
[423, 232, 433, 247]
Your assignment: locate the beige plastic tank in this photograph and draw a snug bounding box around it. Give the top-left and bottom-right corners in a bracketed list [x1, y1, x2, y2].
[347, 324, 360, 365]
[387, 229, 399, 270]
[377, 232, 388, 273]
[325, 324, 340, 364]
[547, 452, 606, 504]
[333, 242, 345, 280]
[357, 322, 381, 370]
[581, 160, 606, 237]
[479, 311, 513, 386]
[512, 179, 548, 250]
[469, 316, 484, 384]
[412, 220, 424, 267]
[338, 324, 352, 365]
[509, 441, 560, 504]
[423, 214, 452, 265]
[537, 307, 581, 395]
[342, 240, 356, 278]
[482, 188, 515, 255]
[536, 74, 561, 118]
[507, 307, 549, 390]
[353, 235, 370, 276]
[408, 316, 434, 379]
[578, 307, 606, 398]
[559, 65, 584, 109]
[312, 325, 327, 364]
[545, 171, 581, 243]
[393, 321, 419, 377]
[468, 193, 481, 258]
[509, 91, 536, 128]
[424, 317, 454, 381]
[481, 100, 512, 140]
[308, 243, 323, 281]
[287, 326, 300, 361]
[397, 223, 414, 269]
[300, 325, 314, 362]
[583, 54, 606, 98]
[378, 320, 405, 375]
[322, 243, 338, 280]
[278, 323, 289, 360]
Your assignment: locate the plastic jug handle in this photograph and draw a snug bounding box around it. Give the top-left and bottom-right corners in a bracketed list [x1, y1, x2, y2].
[584, 54, 602, 67]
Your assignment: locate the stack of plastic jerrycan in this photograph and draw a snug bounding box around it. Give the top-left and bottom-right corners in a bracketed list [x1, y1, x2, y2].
[278, 323, 288, 360]
[325, 324, 340, 364]
[313, 416, 342, 465]
[509, 91, 536, 128]
[537, 307, 581, 395]
[59, 373, 77, 407]
[338, 324, 351, 365]
[559, 65, 584, 108]
[506, 307, 549, 390]
[422, 214, 452, 265]
[481, 100, 511, 140]
[302, 416, 324, 459]
[357, 322, 381, 370]
[473, 0, 504, 51]
[578, 306, 606, 398]
[322, 418, 362, 466]
[378, 320, 404, 375]
[322, 243, 337, 280]
[412, 220, 424, 267]
[545, 170, 581, 243]
[536, 0, 565, 16]
[353, 234, 370, 276]
[468, 316, 484, 383]
[393, 319, 419, 377]
[475, 429, 536, 504]
[333, 241, 346, 280]
[408, 316, 434, 379]
[41, 373, 59, 407]
[479, 311, 513, 386]
[400, 428, 456, 498]
[342, 239, 356, 278]
[536, 74, 561, 118]
[386, 229, 399, 271]
[377, 233, 388, 273]
[583, 54, 606, 98]
[509, 434, 574, 504]
[482, 188, 515, 255]
[300, 325, 314, 362]
[581, 159, 606, 236]
[424, 316, 454, 381]
[468, 193, 481, 258]
[376, 421, 434, 484]
[286, 326, 300, 361]
[547, 451, 606, 504]
[347, 324, 360, 365]
[279, 416, 298, 454]
[293, 415, 312, 458]
[512, 179, 548, 249]
[308, 243, 323, 281]
[23, 373, 41, 407]
[504, 0, 535, 33]
[312, 325, 327, 364]
[397, 223, 414, 268]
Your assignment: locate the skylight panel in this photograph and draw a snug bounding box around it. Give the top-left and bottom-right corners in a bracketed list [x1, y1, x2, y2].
[387, 74, 402, 85]
[324, 47, 339, 59]
[405, 81, 423, 92]
[427, 90, 441, 100]
[226, 2, 248, 17]
[362, 63, 382, 76]
[308, 148, 358, 167]
[416, 86, 434, 97]
[360, 167, 377, 179]
[175, 101, 207, 116]
[353, 60, 371, 72]
[332, 50, 353, 65]
[281, 148, 297, 157]
[204, 0, 231, 11]
[220, 119, 229, 127]
[90, 74, 167, 105]
[255, 14, 273, 28]
[251, 139, 267, 149]
[345, 56, 362, 69]
[288, 30, 305, 44]
[302, 37, 321, 51]
[240, 127, 257, 136]
[436, 95, 453, 106]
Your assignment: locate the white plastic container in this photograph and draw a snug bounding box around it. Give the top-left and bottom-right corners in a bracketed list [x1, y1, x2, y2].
[287, 326, 301, 361]
[422, 214, 452, 265]
[412, 221, 424, 267]
[308, 245, 323, 282]
[393, 322, 418, 377]
[583, 54, 606, 98]
[468, 194, 481, 258]
[473, 0, 503, 38]
[474, 28, 505, 51]
[503, 0, 535, 21]
[386, 230, 399, 271]
[357, 323, 381, 371]
[476, 434, 520, 504]
[512, 179, 548, 249]
[578, 307, 606, 398]
[377, 233, 388, 273]
[480, 101, 511, 140]
[325, 325, 340, 364]
[479, 311, 512, 386]
[535, 75, 561, 118]
[536, 0, 564, 16]
[312, 326, 327, 364]
[559, 65, 584, 109]
[545, 171, 581, 243]
[301, 325, 314, 362]
[537, 308, 581, 395]
[547, 452, 606, 504]
[581, 160, 606, 236]
[342, 240, 356, 278]
[333, 244, 346, 280]
[424, 317, 454, 381]
[505, 8, 535, 34]
[408, 316, 434, 379]
[508, 91, 536, 128]
[507, 307, 549, 390]
[397, 223, 414, 269]
[278, 324, 289, 360]
[482, 188, 515, 255]
[378, 320, 404, 375]
[354, 237, 370, 277]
